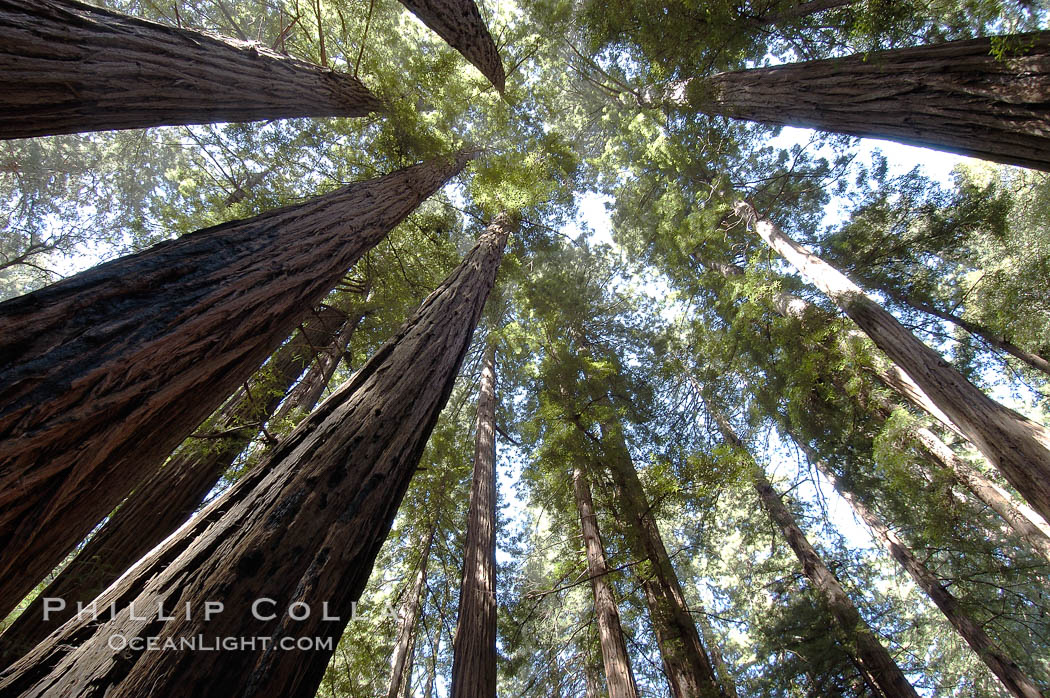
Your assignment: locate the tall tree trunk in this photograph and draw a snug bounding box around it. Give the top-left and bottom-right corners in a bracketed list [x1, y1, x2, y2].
[580, 420, 723, 698]
[395, 0, 506, 93]
[0, 304, 364, 664]
[0, 213, 515, 698]
[706, 258, 1050, 559]
[790, 434, 1047, 698]
[711, 415, 920, 698]
[0, 153, 470, 621]
[451, 342, 499, 698]
[695, 611, 739, 698]
[668, 32, 1050, 171]
[572, 463, 639, 698]
[877, 284, 1050, 378]
[388, 526, 435, 698]
[734, 200, 1050, 525]
[0, 0, 382, 140]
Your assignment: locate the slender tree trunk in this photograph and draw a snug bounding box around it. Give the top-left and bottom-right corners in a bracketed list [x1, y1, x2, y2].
[707, 258, 1050, 559]
[0, 214, 515, 698]
[0, 0, 382, 140]
[695, 612, 739, 698]
[790, 435, 1047, 698]
[395, 0, 506, 93]
[670, 32, 1050, 171]
[451, 342, 499, 698]
[735, 200, 1050, 525]
[0, 304, 363, 664]
[878, 284, 1050, 378]
[388, 526, 435, 698]
[0, 153, 470, 621]
[586, 422, 724, 698]
[760, 0, 856, 23]
[712, 415, 919, 697]
[572, 463, 639, 698]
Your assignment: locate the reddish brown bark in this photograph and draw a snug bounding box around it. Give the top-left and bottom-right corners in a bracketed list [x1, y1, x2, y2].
[676, 33, 1050, 171]
[0, 305, 363, 665]
[793, 436, 1047, 698]
[451, 342, 499, 698]
[388, 526, 435, 698]
[0, 214, 514, 698]
[0, 0, 382, 140]
[396, 0, 506, 93]
[572, 463, 639, 698]
[0, 153, 470, 621]
[736, 200, 1050, 527]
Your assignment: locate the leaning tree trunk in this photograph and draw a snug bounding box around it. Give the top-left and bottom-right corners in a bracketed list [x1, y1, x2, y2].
[0, 0, 382, 140]
[790, 434, 1047, 698]
[707, 258, 1050, 559]
[0, 153, 469, 621]
[388, 525, 436, 698]
[712, 415, 919, 698]
[0, 214, 515, 698]
[451, 342, 499, 698]
[588, 421, 724, 698]
[669, 32, 1050, 171]
[734, 200, 1050, 526]
[572, 463, 639, 698]
[395, 0, 506, 93]
[0, 304, 365, 664]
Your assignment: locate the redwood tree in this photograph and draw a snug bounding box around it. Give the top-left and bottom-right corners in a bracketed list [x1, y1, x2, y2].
[450, 341, 500, 698]
[0, 213, 515, 698]
[666, 32, 1050, 171]
[0, 0, 382, 140]
[388, 525, 436, 698]
[0, 153, 470, 621]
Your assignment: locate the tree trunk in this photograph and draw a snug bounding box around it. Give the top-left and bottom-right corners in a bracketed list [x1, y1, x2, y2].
[792, 435, 1047, 698]
[572, 463, 639, 698]
[879, 284, 1050, 378]
[715, 419, 919, 697]
[673, 32, 1050, 171]
[451, 342, 499, 698]
[0, 153, 470, 621]
[0, 304, 363, 664]
[0, 213, 514, 698]
[0, 0, 382, 140]
[388, 526, 435, 698]
[591, 423, 724, 698]
[695, 612, 739, 698]
[735, 200, 1050, 526]
[395, 0, 506, 93]
[706, 257, 1050, 559]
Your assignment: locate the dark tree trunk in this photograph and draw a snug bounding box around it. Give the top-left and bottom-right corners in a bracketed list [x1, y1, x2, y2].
[395, 0, 506, 93]
[0, 0, 382, 140]
[0, 305, 363, 664]
[572, 463, 639, 698]
[0, 214, 514, 698]
[451, 342, 499, 698]
[792, 435, 1047, 698]
[0, 153, 470, 623]
[736, 200, 1050, 527]
[676, 32, 1050, 171]
[732, 441, 920, 697]
[388, 526, 435, 698]
[594, 423, 724, 698]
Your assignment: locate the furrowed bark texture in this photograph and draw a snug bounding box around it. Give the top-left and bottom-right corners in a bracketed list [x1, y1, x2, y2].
[683, 32, 1050, 170]
[388, 526, 435, 698]
[450, 342, 499, 698]
[735, 200, 1050, 526]
[740, 453, 919, 696]
[0, 214, 513, 698]
[794, 437, 1047, 698]
[396, 0, 506, 93]
[572, 464, 639, 698]
[0, 0, 382, 140]
[0, 153, 470, 622]
[594, 423, 723, 698]
[0, 306, 362, 665]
